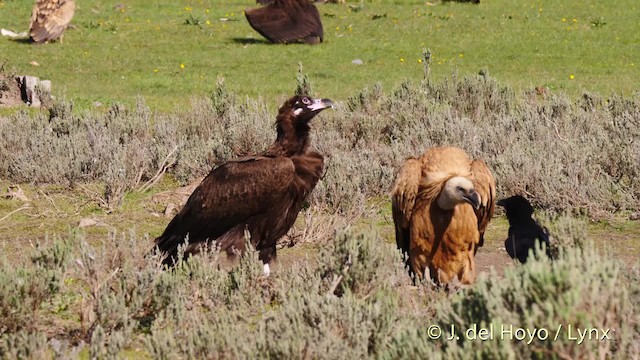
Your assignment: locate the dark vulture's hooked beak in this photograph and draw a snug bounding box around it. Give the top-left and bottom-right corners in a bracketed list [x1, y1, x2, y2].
[309, 98, 334, 112]
[463, 190, 481, 210]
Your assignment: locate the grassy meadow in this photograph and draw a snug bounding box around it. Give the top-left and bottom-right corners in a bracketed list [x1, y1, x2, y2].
[0, 0, 639, 358]
[0, 0, 638, 109]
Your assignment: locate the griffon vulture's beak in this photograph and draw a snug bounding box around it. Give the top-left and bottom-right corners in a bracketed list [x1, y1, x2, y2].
[463, 190, 481, 210]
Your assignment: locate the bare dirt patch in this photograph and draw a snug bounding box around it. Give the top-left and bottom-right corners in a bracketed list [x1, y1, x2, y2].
[0, 73, 22, 107]
[148, 177, 203, 217]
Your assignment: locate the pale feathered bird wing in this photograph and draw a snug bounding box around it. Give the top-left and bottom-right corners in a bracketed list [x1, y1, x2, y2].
[29, 0, 75, 43]
[391, 158, 423, 257]
[470, 158, 496, 249]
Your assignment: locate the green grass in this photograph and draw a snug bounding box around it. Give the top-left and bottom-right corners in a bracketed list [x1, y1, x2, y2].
[0, 179, 172, 264]
[0, 0, 638, 110]
[0, 201, 637, 358]
[1, 180, 638, 268]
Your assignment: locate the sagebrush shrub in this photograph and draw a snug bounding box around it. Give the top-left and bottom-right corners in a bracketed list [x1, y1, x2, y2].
[0, 218, 638, 358]
[386, 216, 639, 359]
[438, 246, 635, 359]
[0, 330, 49, 359]
[1, 75, 638, 216]
[0, 236, 70, 334]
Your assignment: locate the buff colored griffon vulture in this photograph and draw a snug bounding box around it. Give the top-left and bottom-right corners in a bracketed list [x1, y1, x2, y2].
[392, 146, 495, 285]
[29, 0, 76, 43]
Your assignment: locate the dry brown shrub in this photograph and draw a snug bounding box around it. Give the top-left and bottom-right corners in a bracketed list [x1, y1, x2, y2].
[0, 75, 638, 217]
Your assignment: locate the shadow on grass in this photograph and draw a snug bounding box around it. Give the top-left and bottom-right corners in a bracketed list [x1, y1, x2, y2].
[8, 38, 33, 45]
[229, 37, 271, 45]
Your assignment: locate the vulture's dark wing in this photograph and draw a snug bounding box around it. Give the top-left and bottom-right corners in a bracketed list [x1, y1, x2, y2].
[155, 155, 296, 257]
[29, 0, 75, 43]
[245, 0, 323, 44]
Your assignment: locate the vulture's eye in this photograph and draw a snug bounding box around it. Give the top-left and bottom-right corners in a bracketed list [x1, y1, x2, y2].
[302, 97, 311, 105]
[456, 186, 464, 192]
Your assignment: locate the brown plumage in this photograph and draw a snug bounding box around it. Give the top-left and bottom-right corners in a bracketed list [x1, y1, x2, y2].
[497, 195, 551, 263]
[245, 0, 323, 44]
[392, 146, 495, 285]
[29, 0, 76, 43]
[154, 95, 333, 273]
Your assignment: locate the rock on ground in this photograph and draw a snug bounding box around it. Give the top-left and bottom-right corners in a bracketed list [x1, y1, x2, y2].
[0, 73, 51, 108]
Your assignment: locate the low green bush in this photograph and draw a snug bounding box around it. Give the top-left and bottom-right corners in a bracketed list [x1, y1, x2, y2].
[0, 217, 637, 358]
[1, 74, 637, 217]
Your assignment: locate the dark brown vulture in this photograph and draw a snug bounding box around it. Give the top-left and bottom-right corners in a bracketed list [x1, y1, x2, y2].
[29, 0, 76, 43]
[497, 195, 551, 263]
[392, 146, 495, 285]
[245, 0, 324, 44]
[154, 95, 333, 274]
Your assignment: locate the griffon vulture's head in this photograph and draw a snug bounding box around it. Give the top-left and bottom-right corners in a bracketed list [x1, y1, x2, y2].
[437, 176, 481, 210]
